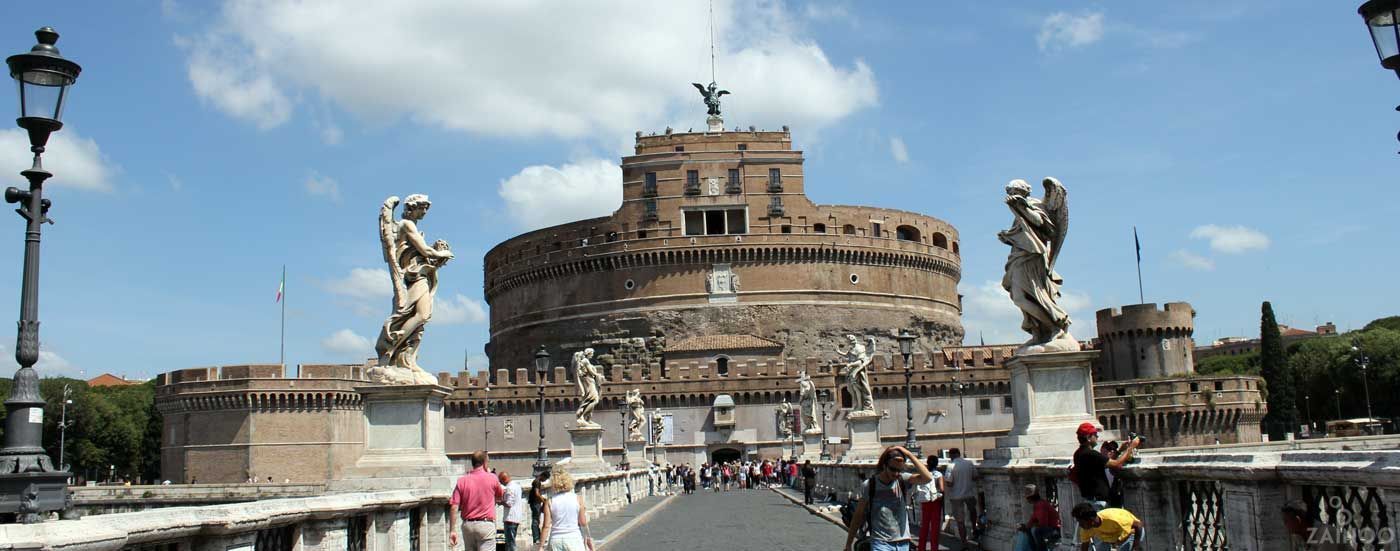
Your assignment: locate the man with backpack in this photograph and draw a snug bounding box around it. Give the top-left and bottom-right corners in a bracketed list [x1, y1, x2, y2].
[842, 446, 933, 551]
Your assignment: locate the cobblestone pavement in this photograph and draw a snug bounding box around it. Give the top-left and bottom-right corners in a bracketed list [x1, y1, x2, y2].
[600, 487, 847, 551]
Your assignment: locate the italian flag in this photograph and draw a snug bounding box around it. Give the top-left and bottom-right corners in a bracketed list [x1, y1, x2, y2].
[276, 271, 284, 303]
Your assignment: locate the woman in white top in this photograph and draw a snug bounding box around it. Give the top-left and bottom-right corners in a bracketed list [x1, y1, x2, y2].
[540, 466, 591, 551]
[912, 456, 946, 551]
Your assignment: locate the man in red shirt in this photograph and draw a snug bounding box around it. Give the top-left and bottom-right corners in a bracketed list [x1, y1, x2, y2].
[449, 451, 504, 551]
[1019, 484, 1062, 551]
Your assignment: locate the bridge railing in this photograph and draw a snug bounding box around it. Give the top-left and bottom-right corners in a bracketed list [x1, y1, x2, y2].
[812, 449, 1400, 551]
[8, 470, 654, 549]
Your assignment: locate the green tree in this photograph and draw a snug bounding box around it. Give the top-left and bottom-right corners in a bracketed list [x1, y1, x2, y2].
[1259, 301, 1298, 440]
[1198, 352, 1260, 376]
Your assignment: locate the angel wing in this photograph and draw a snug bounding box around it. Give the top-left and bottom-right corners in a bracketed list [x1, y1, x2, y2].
[717, 90, 730, 97]
[378, 197, 409, 309]
[692, 82, 708, 96]
[866, 336, 878, 357]
[1041, 177, 1069, 270]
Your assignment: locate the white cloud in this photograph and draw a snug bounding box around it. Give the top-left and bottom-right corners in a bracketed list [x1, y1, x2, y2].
[890, 136, 909, 164]
[1189, 224, 1270, 254]
[0, 342, 84, 379]
[1037, 12, 1105, 51]
[0, 129, 116, 192]
[319, 122, 343, 145]
[499, 159, 622, 231]
[304, 171, 340, 202]
[804, 3, 851, 22]
[960, 280, 1095, 345]
[183, 2, 876, 138]
[321, 329, 371, 357]
[182, 35, 292, 130]
[166, 172, 184, 191]
[325, 267, 391, 300]
[1170, 249, 1215, 271]
[435, 294, 488, 325]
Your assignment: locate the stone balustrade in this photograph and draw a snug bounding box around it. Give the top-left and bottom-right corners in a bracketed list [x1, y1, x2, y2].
[3, 469, 656, 549]
[68, 483, 328, 516]
[811, 448, 1400, 551]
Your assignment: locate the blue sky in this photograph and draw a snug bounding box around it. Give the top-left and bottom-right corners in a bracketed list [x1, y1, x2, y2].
[0, 1, 1394, 381]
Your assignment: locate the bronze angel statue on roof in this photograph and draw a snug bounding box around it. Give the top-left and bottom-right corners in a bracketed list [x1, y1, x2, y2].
[692, 81, 729, 116]
[997, 177, 1080, 355]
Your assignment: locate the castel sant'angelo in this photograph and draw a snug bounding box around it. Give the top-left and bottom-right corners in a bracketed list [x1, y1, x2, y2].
[155, 94, 1265, 483]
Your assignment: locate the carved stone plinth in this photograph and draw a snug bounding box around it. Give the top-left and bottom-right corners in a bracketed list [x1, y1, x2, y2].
[329, 384, 456, 492]
[707, 115, 724, 133]
[556, 426, 608, 475]
[987, 351, 1108, 460]
[799, 429, 824, 461]
[624, 439, 648, 468]
[842, 411, 883, 463]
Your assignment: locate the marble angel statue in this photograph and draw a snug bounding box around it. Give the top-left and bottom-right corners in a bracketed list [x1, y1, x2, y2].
[836, 335, 877, 414]
[625, 388, 645, 441]
[997, 178, 1080, 355]
[797, 370, 820, 433]
[370, 194, 454, 385]
[775, 400, 794, 438]
[651, 412, 665, 443]
[574, 348, 605, 428]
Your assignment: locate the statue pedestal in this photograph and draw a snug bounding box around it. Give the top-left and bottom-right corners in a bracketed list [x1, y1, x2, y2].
[556, 426, 608, 475]
[329, 384, 456, 492]
[842, 411, 883, 463]
[799, 429, 824, 461]
[987, 351, 1107, 460]
[624, 439, 649, 468]
[707, 115, 724, 133]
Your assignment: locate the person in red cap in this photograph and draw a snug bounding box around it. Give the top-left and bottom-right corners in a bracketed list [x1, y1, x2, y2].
[1072, 422, 1139, 509]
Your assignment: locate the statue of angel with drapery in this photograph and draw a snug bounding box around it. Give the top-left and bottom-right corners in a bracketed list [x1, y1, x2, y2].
[370, 194, 454, 385]
[997, 178, 1080, 355]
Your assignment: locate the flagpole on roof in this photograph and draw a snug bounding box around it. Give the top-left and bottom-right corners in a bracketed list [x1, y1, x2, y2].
[1134, 227, 1145, 304]
[280, 265, 286, 369]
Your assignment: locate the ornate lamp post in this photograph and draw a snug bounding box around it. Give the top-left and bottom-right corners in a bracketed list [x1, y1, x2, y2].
[478, 388, 493, 447]
[1359, 1, 1400, 152]
[897, 330, 920, 456]
[533, 346, 550, 475]
[57, 384, 71, 472]
[1352, 343, 1375, 426]
[952, 373, 971, 454]
[618, 402, 630, 470]
[818, 389, 832, 461]
[1, 27, 80, 524]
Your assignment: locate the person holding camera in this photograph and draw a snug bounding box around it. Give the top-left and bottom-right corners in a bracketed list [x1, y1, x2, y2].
[1073, 423, 1139, 509]
[842, 446, 934, 551]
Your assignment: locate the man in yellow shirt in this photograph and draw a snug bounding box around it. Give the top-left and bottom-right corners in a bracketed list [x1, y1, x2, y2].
[1072, 503, 1144, 551]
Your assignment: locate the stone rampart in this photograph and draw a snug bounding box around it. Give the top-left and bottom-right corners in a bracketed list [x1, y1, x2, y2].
[1095, 302, 1197, 381]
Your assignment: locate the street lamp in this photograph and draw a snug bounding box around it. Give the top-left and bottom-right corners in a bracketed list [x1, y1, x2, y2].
[1359, 1, 1400, 152]
[58, 384, 72, 472]
[1304, 394, 1313, 434]
[952, 373, 971, 454]
[533, 346, 550, 475]
[1335, 388, 1343, 425]
[897, 330, 920, 457]
[0, 27, 80, 524]
[478, 388, 493, 447]
[818, 389, 832, 461]
[1352, 343, 1375, 425]
[618, 402, 630, 470]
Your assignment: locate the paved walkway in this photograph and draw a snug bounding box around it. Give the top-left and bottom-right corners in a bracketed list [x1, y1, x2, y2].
[600, 487, 847, 551]
[768, 485, 977, 551]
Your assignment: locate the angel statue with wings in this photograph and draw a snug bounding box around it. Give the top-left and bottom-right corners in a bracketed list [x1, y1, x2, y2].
[370, 194, 454, 385]
[574, 348, 606, 428]
[692, 81, 729, 116]
[997, 178, 1080, 355]
[835, 335, 877, 414]
[625, 389, 646, 441]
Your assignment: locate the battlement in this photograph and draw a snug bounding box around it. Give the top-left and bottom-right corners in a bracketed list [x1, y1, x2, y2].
[632, 128, 792, 155]
[1096, 302, 1196, 337]
[155, 363, 368, 386]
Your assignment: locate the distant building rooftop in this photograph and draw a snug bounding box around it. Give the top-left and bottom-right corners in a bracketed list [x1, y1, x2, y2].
[87, 373, 140, 387]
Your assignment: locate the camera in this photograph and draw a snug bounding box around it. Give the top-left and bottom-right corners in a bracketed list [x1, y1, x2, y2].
[1127, 431, 1147, 446]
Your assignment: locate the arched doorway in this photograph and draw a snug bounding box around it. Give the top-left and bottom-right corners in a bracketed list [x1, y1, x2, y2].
[711, 447, 741, 464]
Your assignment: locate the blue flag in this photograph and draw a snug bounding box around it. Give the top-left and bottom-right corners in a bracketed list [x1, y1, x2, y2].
[1134, 227, 1141, 263]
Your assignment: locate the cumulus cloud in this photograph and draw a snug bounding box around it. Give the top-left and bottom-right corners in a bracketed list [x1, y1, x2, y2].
[435, 294, 488, 325]
[321, 329, 371, 357]
[0, 342, 83, 379]
[166, 172, 184, 191]
[960, 280, 1095, 346]
[890, 136, 909, 164]
[325, 268, 390, 300]
[0, 129, 116, 192]
[1171, 249, 1215, 271]
[499, 159, 622, 231]
[319, 121, 343, 145]
[1038, 12, 1105, 51]
[182, 1, 876, 138]
[1189, 224, 1270, 253]
[304, 171, 340, 202]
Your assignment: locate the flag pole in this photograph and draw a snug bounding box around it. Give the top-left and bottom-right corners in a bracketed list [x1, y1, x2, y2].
[280, 265, 286, 368]
[1134, 227, 1145, 304]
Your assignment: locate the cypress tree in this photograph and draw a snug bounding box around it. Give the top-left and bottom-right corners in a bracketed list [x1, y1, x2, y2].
[1259, 301, 1298, 440]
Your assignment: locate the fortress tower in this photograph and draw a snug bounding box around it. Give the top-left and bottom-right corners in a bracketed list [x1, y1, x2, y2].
[483, 127, 964, 376]
[1095, 302, 1197, 381]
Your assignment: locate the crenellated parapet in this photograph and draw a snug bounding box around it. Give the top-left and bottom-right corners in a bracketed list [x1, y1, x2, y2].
[1094, 302, 1197, 381]
[1096, 302, 1196, 337]
[1093, 374, 1266, 446]
[155, 363, 369, 414]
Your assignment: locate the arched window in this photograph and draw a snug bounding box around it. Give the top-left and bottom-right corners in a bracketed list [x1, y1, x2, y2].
[952, 241, 960, 254]
[842, 224, 856, 235]
[932, 232, 949, 249]
[716, 356, 730, 377]
[895, 225, 921, 242]
[813, 223, 827, 233]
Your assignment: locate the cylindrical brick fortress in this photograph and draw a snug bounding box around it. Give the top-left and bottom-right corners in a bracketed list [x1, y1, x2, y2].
[1094, 302, 1196, 381]
[483, 129, 964, 375]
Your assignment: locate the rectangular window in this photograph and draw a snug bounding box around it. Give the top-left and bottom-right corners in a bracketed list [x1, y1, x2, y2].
[726, 209, 748, 234]
[643, 172, 657, 196]
[684, 211, 704, 236]
[872, 222, 882, 238]
[1002, 395, 1013, 412]
[977, 398, 992, 414]
[768, 168, 782, 191]
[686, 170, 700, 195]
[675, 145, 684, 152]
[727, 168, 740, 192]
[637, 230, 648, 239]
[738, 144, 748, 151]
[781, 225, 792, 234]
[705, 210, 726, 234]
[1214, 381, 1224, 391]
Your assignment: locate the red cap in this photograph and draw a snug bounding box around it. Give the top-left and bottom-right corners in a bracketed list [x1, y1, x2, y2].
[1076, 422, 1101, 436]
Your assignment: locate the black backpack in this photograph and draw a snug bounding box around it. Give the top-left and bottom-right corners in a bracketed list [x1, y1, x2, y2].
[844, 474, 910, 550]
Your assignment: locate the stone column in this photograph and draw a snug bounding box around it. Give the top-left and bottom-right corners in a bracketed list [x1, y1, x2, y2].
[297, 518, 349, 551]
[421, 504, 450, 551]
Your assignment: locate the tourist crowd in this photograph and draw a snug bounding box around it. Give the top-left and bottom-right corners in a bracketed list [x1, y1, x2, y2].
[663, 457, 809, 494]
